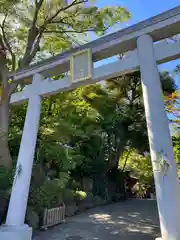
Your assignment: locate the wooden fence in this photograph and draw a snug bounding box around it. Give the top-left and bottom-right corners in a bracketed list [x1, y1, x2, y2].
[41, 204, 66, 229]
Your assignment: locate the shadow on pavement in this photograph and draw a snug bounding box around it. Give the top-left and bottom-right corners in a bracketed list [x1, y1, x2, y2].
[34, 199, 160, 240]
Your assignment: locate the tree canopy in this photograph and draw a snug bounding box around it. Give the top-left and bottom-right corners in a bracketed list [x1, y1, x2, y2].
[0, 0, 130, 168]
[0, 0, 130, 71]
[7, 70, 178, 202]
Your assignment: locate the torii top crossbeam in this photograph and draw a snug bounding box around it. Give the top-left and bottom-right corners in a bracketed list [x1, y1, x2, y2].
[10, 6, 180, 82]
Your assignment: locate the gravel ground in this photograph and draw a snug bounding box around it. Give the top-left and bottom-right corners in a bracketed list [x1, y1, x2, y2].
[33, 199, 160, 240]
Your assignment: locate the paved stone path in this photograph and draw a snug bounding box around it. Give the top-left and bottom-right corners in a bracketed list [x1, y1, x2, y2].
[34, 199, 160, 240]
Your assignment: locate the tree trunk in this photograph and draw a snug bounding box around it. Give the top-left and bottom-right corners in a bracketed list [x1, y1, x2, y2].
[0, 53, 12, 169]
[0, 99, 12, 169]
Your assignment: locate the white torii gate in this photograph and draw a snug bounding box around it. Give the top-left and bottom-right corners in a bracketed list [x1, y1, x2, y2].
[1, 6, 180, 240]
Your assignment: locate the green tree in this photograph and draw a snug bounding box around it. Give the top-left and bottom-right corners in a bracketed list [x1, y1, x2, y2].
[172, 134, 180, 169]
[0, 0, 130, 168]
[46, 70, 176, 181]
[162, 71, 180, 131]
[119, 149, 153, 196]
[7, 68, 177, 209]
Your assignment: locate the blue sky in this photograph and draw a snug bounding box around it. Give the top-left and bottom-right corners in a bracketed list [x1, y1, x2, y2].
[92, 0, 180, 76]
[91, 0, 179, 127]
[96, 0, 179, 26]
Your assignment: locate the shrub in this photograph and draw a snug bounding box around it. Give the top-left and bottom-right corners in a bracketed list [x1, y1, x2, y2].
[74, 190, 87, 202]
[29, 179, 63, 212]
[62, 188, 75, 204]
[0, 167, 13, 192]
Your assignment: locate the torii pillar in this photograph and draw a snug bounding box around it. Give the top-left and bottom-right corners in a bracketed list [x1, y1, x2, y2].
[137, 34, 180, 240]
[0, 74, 43, 240]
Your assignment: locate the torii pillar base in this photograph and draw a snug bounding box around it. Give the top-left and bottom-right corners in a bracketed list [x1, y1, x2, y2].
[0, 224, 32, 240]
